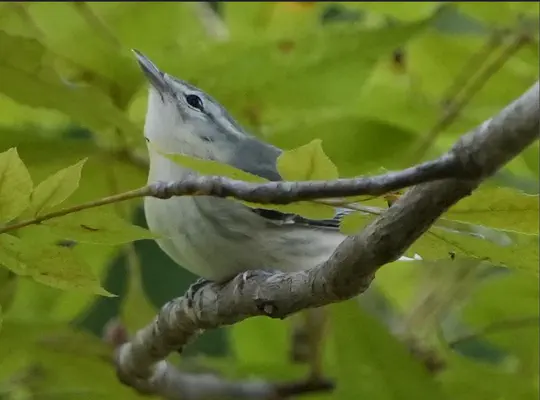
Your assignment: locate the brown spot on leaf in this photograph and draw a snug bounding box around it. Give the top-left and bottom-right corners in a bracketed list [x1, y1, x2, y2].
[278, 40, 295, 54]
[391, 48, 407, 73]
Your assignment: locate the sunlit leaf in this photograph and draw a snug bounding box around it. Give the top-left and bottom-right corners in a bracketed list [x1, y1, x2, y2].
[0, 234, 29, 275]
[159, 148, 336, 219]
[277, 139, 339, 181]
[339, 211, 374, 235]
[330, 299, 445, 399]
[0, 234, 112, 296]
[230, 317, 290, 365]
[160, 149, 267, 184]
[0, 148, 33, 223]
[409, 227, 539, 275]
[28, 158, 87, 216]
[38, 209, 157, 245]
[275, 139, 339, 219]
[445, 187, 539, 235]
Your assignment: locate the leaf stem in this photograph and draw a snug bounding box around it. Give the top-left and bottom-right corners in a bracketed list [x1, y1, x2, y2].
[0, 187, 149, 235]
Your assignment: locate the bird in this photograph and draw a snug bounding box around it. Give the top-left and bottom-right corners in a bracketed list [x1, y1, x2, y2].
[133, 49, 351, 287]
[133, 49, 352, 376]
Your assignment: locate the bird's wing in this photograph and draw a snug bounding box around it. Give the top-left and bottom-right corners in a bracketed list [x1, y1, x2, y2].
[230, 138, 350, 231]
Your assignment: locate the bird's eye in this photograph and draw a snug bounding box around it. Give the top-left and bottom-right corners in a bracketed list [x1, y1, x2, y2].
[185, 94, 204, 111]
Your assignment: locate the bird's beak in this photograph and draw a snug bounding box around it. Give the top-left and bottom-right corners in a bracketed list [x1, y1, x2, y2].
[132, 49, 167, 92]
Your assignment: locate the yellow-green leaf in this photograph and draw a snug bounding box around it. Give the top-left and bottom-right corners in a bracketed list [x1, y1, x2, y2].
[159, 148, 267, 183]
[159, 147, 336, 219]
[29, 158, 87, 216]
[0, 148, 33, 223]
[445, 187, 539, 235]
[40, 209, 157, 245]
[277, 139, 339, 181]
[330, 299, 445, 399]
[340, 212, 374, 235]
[0, 234, 28, 275]
[0, 234, 112, 296]
[409, 227, 539, 276]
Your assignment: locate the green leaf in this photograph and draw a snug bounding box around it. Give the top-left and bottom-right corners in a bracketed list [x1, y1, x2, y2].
[230, 316, 290, 365]
[0, 148, 33, 223]
[37, 209, 157, 245]
[272, 117, 419, 177]
[462, 271, 539, 372]
[277, 139, 339, 181]
[409, 227, 539, 276]
[28, 158, 87, 216]
[343, 2, 443, 22]
[330, 299, 446, 399]
[0, 267, 16, 314]
[0, 31, 138, 134]
[160, 149, 267, 184]
[275, 139, 339, 219]
[120, 254, 158, 332]
[159, 147, 336, 220]
[456, 3, 539, 28]
[0, 234, 29, 275]
[339, 211, 374, 235]
[445, 187, 539, 235]
[0, 234, 112, 296]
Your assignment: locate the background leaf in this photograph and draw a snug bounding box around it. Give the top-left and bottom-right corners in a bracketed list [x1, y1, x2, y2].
[277, 139, 339, 180]
[161, 148, 337, 219]
[28, 158, 87, 216]
[0, 234, 111, 296]
[0, 147, 33, 223]
[444, 186, 539, 235]
[329, 299, 445, 399]
[38, 208, 157, 245]
[0, 3, 537, 399]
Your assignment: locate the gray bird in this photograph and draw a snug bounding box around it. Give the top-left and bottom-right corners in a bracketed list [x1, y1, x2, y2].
[133, 50, 351, 289]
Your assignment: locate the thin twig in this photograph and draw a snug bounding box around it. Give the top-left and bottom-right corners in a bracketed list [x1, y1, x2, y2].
[412, 33, 530, 161]
[0, 153, 467, 235]
[439, 30, 506, 107]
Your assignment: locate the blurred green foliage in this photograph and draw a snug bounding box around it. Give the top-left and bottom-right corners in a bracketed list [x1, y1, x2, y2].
[0, 2, 538, 400]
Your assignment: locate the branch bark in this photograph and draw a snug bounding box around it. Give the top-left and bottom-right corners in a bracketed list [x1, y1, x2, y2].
[112, 82, 539, 399]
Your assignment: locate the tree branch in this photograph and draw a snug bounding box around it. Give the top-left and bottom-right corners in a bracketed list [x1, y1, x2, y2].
[113, 82, 539, 399]
[2, 140, 477, 235]
[104, 320, 333, 400]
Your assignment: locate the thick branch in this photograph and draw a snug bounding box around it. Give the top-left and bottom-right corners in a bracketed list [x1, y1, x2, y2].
[115, 82, 539, 398]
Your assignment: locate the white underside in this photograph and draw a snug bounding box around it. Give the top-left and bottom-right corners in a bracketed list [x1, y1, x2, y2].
[144, 152, 347, 282]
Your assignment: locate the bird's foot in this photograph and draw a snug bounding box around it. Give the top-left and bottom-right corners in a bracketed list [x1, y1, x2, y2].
[234, 269, 282, 293]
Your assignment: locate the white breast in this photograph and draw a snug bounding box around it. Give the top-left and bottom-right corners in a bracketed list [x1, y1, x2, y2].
[144, 152, 347, 282]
